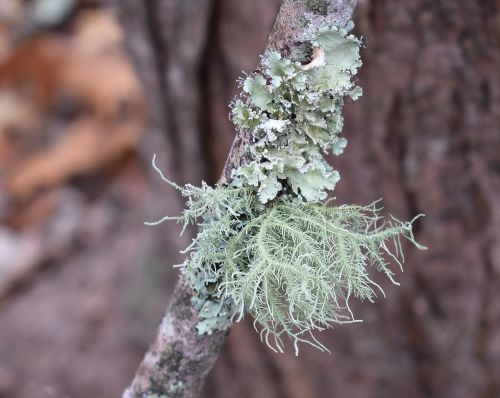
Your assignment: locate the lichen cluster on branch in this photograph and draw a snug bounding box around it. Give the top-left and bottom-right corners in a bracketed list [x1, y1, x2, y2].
[231, 22, 362, 203]
[147, 22, 426, 355]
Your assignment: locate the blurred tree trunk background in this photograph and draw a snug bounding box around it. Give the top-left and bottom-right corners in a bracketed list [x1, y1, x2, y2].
[0, 0, 499, 397]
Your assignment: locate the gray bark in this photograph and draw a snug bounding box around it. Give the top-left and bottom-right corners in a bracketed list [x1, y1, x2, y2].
[120, 1, 358, 397]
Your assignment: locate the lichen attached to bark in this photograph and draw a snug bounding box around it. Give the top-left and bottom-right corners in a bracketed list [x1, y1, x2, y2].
[230, 25, 362, 203]
[147, 23, 426, 355]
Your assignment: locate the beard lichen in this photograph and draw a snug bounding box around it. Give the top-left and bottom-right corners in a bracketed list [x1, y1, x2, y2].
[147, 23, 426, 355]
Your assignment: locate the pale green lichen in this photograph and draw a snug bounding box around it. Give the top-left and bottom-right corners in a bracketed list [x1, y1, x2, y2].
[188, 197, 424, 354]
[147, 24, 426, 355]
[230, 26, 362, 203]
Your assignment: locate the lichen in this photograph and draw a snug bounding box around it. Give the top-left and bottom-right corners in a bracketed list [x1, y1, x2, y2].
[147, 23, 426, 355]
[230, 25, 362, 203]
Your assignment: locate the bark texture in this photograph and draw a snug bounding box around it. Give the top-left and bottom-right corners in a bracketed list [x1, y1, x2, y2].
[119, 1, 358, 397]
[122, 275, 227, 398]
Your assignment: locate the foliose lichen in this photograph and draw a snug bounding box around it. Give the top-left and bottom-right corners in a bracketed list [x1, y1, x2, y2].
[230, 25, 362, 203]
[147, 23, 426, 354]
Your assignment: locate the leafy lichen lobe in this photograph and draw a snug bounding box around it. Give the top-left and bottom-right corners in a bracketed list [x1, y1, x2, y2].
[230, 25, 362, 204]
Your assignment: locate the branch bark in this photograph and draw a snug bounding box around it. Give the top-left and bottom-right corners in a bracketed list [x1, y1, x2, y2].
[121, 1, 358, 397]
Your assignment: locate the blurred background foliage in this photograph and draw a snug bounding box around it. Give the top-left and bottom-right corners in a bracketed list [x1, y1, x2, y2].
[0, 0, 499, 397]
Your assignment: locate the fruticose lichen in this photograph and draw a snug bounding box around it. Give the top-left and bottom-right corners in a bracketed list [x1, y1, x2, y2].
[147, 23, 426, 355]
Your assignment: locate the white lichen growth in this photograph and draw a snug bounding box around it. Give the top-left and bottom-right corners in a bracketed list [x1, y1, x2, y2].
[147, 23, 426, 354]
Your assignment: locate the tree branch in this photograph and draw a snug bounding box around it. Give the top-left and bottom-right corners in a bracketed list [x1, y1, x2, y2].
[121, 1, 358, 397]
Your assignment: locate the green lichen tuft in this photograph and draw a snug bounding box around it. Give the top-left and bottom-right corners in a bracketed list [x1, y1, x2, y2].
[146, 23, 427, 355]
[219, 202, 425, 354]
[172, 187, 425, 354]
[230, 26, 362, 203]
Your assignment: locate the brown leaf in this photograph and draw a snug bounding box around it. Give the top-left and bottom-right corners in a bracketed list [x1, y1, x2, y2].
[7, 117, 143, 199]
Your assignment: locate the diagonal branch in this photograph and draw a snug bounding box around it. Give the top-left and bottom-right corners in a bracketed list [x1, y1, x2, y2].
[120, 1, 358, 397]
